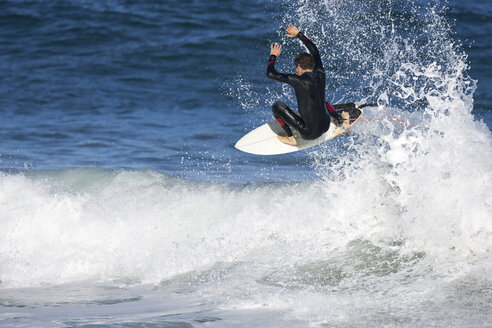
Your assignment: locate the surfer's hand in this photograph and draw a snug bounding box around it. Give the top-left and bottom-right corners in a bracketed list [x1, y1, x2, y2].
[270, 43, 282, 57]
[286, 25, 300, 38]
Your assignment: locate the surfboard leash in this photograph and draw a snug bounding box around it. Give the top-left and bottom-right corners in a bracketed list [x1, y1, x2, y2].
[349, 105, 416, 128]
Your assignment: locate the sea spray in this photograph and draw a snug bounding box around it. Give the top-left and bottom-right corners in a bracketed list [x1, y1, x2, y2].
[257, 0, 492, 323]
[274, 0, 492, 255]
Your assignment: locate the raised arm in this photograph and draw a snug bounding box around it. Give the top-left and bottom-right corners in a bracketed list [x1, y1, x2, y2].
[266, 43, 296, 84]
[286, 25, 323, 70]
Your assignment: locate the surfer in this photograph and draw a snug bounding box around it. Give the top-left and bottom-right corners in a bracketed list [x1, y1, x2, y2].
[267, 25, 339, 146]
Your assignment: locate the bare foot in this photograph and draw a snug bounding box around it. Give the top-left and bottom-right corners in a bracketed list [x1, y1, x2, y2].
[277, 135, 297, 146]
[341, 111, 350, 129]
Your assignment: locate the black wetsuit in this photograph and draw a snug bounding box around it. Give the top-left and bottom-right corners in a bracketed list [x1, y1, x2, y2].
[266, 32, 330, 140]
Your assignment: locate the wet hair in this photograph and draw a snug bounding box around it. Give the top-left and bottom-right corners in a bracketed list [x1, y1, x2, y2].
[294, 52, 314, 70]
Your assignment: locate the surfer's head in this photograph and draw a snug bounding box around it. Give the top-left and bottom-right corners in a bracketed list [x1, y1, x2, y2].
[294, 52, 314, 75]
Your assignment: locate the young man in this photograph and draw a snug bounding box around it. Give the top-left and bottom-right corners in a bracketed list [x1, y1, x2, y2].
[266, 25, 332, 146]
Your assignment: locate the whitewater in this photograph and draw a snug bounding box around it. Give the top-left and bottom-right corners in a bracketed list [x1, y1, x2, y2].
[1, 0, 491, 327]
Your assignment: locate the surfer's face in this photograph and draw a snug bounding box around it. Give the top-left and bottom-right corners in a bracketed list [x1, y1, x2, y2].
[295, 64, 302, 76]
[295, 64, 312, 76]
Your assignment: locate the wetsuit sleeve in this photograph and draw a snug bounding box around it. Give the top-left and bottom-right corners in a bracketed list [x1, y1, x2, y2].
[266, 55, 300, 85]
[297, 31, 323, 71]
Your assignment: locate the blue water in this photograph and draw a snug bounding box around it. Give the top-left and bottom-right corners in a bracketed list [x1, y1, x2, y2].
[1, 0, 491, 327]
[1, 0, 310, 182]
[1, 0, 489, 182]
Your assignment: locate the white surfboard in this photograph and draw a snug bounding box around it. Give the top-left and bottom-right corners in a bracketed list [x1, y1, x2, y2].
[235, 105, 369, 155]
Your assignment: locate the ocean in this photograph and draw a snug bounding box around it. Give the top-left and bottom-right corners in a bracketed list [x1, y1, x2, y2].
[1, 0, 491, 327]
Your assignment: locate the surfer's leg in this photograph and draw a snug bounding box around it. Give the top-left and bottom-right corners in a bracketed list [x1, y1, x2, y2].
[272, 101, 294, 137]
[272, 101, 307, 137]
[328, 102, 360, 128]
